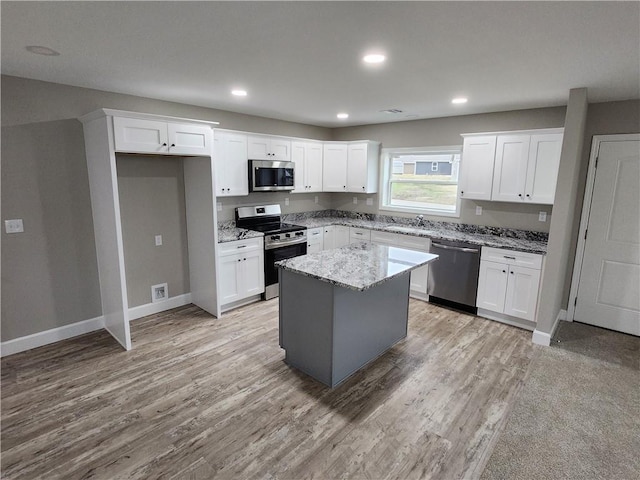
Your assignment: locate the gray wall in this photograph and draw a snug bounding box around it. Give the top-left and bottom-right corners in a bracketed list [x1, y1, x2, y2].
[1, 75, 330, 342]
[116, 155, 190, 308]
[216, 192, 333, 223]
[330, 107, 567, 232]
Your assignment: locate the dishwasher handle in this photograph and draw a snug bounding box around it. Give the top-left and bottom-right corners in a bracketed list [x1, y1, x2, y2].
[431, 242, 479, 254]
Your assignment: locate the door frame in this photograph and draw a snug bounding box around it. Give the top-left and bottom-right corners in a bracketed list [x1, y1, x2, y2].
[567, 133, 640, 322]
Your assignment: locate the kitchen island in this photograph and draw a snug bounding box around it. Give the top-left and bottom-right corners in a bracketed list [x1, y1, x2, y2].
[276, 242, 438, 387]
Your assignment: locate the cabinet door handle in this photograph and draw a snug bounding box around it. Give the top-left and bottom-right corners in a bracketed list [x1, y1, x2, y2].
[503, 255, 516, 260]
[502, 270, 506, 273]
[237, 259, 241, 262]
[171, 143, 175, 147]
[237, 245, 247, 249]
[162, 143, 167, 146]
[510, 271, 514, 274]
[518, 193, 522, 197]
[460, 191, 464, 196]
[526, 194, 530, 198]
[243, 258, 246, 261]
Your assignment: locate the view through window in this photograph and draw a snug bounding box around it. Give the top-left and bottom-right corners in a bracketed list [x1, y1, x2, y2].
[382, 147, 462, 216]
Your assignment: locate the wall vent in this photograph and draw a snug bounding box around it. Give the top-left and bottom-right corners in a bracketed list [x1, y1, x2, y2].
[151, 283, 168, 303]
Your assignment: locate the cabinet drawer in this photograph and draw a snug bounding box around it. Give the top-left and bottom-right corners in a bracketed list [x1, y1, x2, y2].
[350, 227, 371, 242]
[370, 231, 397, 245]
[371, 231, 430, 251]
[218, 238, 263, 256]
[481, 246, 542, 269]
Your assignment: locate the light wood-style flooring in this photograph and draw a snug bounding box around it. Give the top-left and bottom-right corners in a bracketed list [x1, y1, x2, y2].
[2, 299, 535, 479]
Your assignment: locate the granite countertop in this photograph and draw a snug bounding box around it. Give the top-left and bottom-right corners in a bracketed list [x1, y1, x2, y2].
[276, 242, 438, 291]
[217, 210, 548, 255]
[288, 216, 548, 255]
[217, 222, 263, 243]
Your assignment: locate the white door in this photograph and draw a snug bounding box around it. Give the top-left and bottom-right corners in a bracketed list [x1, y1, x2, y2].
[323, 144, 348, 192]
[347, 143, 368, 192]
[224, 133, 249, 196]
[459, 135, 496, 200]
[504, 265, 541, 321]
[291, 142, 307, 193]
[167, 123, 212, 156]
[573, 137, 640, 335]
[242, 251, 265, 297]
[323, 226, 335, 250]
[269, 139, 291, 161]
[306, 143, 324, 192]
[477, 261, 508, 313]
[492, 135, 530, 202]
[113, 117, 168, 154]
[219, 254, 242, 304]
[525, 133, 563, 204]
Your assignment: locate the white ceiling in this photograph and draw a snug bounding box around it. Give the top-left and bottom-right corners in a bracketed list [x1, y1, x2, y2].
[2, 1, 639, 128]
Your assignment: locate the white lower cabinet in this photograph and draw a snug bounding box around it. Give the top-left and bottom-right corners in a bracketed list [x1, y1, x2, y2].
[476, 247, 543, 324]
[370, 231, 431, 300]
[218, 238, 264, 310]
[307, 227, 324, 253]
[322, 225, 350, 250]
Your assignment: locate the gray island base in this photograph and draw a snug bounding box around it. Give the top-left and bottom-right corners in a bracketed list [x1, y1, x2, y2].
[277, 243, 438, 388]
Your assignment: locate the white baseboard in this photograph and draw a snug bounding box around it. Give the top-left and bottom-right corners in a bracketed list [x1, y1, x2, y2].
[1, 293, 194, 357]
[1, 315, 105, 357]
[532, 309, 567, 346]
[128, 293, 192, 321]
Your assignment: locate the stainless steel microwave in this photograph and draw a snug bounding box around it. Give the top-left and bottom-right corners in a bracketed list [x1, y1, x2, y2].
[249, 160, 295, 192]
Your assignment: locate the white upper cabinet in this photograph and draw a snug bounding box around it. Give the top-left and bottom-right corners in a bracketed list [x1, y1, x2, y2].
[460, 129, 563, 205]
[213, 130, 249, 197]
[291, 141, 323, 193]
[347, 142, 380, 193]
[459, 135, 497, 200]
[248, 135, 291, 161]
[323, 141, 380, 193]
[525, 134, 563, 204]
[492, 135, 531, 202]
[113, 117, 212, 156]
[322, 143, 348, 192]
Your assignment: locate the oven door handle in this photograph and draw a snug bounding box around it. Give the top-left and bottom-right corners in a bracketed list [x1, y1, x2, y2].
[265, 237, 308, 250]
[431, 242, 479, 254]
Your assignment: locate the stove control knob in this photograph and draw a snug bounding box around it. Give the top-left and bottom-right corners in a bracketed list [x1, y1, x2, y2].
[285, 233, 291, 238]
[271, 235, 280, 240]
[295, 232, 304, 237]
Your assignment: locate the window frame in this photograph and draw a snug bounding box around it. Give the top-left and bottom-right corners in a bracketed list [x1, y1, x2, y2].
[379, 145, 462, 218]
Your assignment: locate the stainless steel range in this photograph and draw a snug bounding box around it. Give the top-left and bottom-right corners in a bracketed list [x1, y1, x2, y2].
[236, 205, 307, 300]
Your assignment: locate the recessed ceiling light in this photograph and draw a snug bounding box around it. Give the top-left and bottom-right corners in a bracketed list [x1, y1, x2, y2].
[363, 53, 386, 64]
[231, 89, 247, 97]
[26, 45, 60, 56]
[451, 97, 468, 104]
[337, 113, 349, 119]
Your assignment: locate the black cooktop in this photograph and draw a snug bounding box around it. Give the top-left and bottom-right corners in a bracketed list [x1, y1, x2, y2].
[249, 222, 307, 235]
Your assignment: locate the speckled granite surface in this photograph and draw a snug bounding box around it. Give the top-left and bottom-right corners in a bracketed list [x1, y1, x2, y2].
[217, 220, 263, 243]
[218, 210, 548, 254]
[282, 210, 548, 254]
[276, 242, 438, 291]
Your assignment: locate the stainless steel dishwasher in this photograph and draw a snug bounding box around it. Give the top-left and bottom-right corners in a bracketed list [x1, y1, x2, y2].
[427, 239, 481, 313]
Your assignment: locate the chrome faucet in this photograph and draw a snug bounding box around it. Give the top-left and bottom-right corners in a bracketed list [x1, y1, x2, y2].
[415, 214, 424, 227]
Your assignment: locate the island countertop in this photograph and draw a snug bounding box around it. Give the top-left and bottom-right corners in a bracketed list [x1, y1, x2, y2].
[276, 242, 438, 292]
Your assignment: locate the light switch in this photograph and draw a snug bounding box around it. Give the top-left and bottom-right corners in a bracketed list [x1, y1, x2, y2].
[475, 206, 483, 216]
[539, 212, 548, 222]
[284, 197, 290, 206]
[353, 197, 358, 205]
[5, 219, 24, 234]
[155, 235, 163, 246]
[216, 201, 222, 212]
[366, 198, 373, 206]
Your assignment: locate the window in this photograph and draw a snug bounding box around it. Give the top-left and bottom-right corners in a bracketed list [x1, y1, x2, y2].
[380, 146, 462, 217]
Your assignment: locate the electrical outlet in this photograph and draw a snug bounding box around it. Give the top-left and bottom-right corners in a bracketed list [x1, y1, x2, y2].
[4, 219, 24, 234]
[284, 197, 290, 206]
[539, 211, 548, 222]
[155, 235, 163, 246]
[475, 206, 483, 216]
[353, 197, 358, 205]
[151, 283, 168, 303]
[314, 195, 318, 204]
[366, 198, 373, 206]
[216, 201, 222, 212]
